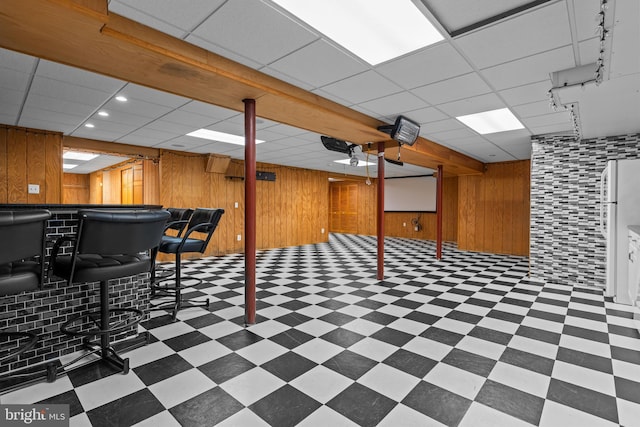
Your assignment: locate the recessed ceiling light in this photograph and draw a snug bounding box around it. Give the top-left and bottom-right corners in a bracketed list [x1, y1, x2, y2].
[334, 159, 375, 166]
[63, 163, 78, 170]
[63, 151, 99, 161]
[115, 95, 128, 102]
[84, 123, 95, 128]
[98, 111, 109, 117]
[271, 0, 443, 65]
[186, 129, 265, 145]
[455, 108, 525, 135]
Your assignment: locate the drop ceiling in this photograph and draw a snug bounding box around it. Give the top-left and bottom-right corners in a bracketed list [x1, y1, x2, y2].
[0, 0, 638, 176]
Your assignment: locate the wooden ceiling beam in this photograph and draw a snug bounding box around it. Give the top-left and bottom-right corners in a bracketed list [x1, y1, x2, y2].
[0, 0, 484, 175]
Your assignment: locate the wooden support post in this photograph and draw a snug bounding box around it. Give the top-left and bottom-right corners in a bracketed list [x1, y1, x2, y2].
[244, 99, 256, 325]
[436, 164, 443, 260]
[377, 142, 385, 280]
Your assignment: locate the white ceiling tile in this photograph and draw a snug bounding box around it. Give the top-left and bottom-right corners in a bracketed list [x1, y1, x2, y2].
[522, 111, 571, 128]
[90, 109, 152, 127]
[159, 110, 217, 128]
[0, 68, 31, 92]
[498, 80, 551, 106]
[179, 101, 239, 121]
[413, 72, 492, 105]
[267, 40, 367, 88]
[455, 1, 572, 69]
[109, 1, 187, 38]
[0, 102, 20, 124]
[573, 0, 602, 41]
[260, 67, 314, 91]
[357, 92, 428, 118]
[376, 43, 472, 89]
[512, 100, 556, 118]
[404, 107, 449, 124]
[424, 0, 534, 33]
[0, 48, 37, 73]
[191, 0, 317, 66]
[578, 38, 600, 66]
[481, 46, 576, 90]
[184, 35, 263, 69]
[436, 93, 505, 117]
[421, 118, 466, 134]
[320, 71, 401, 104]
[427, 127, 478, 142]
[146, 120, 199, 136]
[20, 107, 85, 127]
[483, 129, 531, 145]
[71, 127, 129, 141]
[37, 60, 126, 92]
[111, 0, 225, 33]
[120, 84, 190, 108]
[454, 142, 515, 162]
[24, 93, 95, 118]
[102, 97, 175, 119]
[82, 121, 140, 135]
[0, 88, 25, 109]
[28, 76, 112, 106]
[608, 0, 640, 79]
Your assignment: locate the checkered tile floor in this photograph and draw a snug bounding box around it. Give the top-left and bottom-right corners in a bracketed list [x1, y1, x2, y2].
[3, 234, 640, 426]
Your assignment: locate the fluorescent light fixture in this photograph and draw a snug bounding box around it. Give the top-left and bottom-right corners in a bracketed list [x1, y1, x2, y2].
[84, 123, 95, 128]
[456, 108, 525, 134]
[63, 151, 99, 161]
[334, 159, 375, 166]
[271, 0, 443, 65]
[186, 129, 265, 145]
[115, 95, 127, 102]
[98, 111, 109, 117]
[63, 163, 78, 170]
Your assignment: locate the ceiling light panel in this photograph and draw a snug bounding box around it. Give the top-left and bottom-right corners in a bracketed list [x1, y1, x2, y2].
[63, 151, 99, 161]
[456, 108, 525, 135]
[271, 0, 444, 65]
[187, 129, 265, 145]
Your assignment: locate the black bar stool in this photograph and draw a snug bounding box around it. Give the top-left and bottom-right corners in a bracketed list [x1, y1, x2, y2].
[151, 208, 224, 320]
[154, 208, 194, 281]
[50, 209, 170, 374]
[0, 210, 51, 374]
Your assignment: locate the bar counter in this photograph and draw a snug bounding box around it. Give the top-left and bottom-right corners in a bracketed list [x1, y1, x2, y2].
[0, 204, 163, 376]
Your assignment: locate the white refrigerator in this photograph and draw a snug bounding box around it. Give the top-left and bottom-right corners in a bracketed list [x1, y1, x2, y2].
[600, 158, 640, 304]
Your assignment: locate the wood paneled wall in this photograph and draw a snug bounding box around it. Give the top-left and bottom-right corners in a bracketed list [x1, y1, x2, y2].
[159, 152, 329, 258]
[330, 177, 458, 241]
[0, 125, 62, 203]
[458, 160, 530, 256]
[63, 173, 90, 204]
[329, 180, 377, 235]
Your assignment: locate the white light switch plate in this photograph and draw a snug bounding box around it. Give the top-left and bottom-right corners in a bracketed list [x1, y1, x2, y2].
[28, 184, 40, 194]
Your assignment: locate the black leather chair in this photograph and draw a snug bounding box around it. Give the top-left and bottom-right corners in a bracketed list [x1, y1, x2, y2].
[151, 208, 224, 320]
[154, 208, 194, 281]
[50, 209, 170, 374]
[165, 208, 194, 237]
[0, 210, 50, 367]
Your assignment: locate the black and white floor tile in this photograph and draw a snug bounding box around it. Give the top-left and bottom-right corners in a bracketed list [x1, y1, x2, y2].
[2, 234, 640, 426]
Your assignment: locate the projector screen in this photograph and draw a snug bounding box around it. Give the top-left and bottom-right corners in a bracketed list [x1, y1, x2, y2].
[384, 175, 437, 212]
